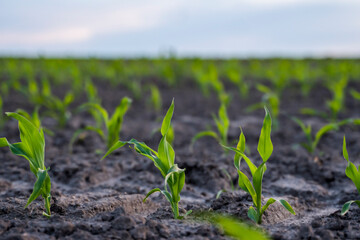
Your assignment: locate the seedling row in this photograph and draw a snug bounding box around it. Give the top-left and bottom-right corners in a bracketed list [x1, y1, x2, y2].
[1, 58, 360, 239]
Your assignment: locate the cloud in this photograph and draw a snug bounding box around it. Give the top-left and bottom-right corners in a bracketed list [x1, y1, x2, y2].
[0, 0, 182, 46]
[0, 28, 92, 45]
[0, 0, 359, 56]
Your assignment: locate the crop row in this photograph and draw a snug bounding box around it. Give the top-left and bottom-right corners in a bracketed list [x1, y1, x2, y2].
[0, 98, 359, 239]
[1, 58, 360, 239]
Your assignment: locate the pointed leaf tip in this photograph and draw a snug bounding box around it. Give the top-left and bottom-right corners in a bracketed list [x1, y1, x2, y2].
[257, 107, 273, 162]
[161, 100, 175, 136]
[279, 199, 296, 215]
[343, 136, 349, 162]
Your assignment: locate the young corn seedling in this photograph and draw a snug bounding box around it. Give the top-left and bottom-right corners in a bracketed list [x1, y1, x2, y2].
[0, 112, 51, 217]
[21, 78, 74, 128]
[42, 90, 74, 128]
[147, 84, 162, 112]
[191, 102, 229, 150]
[291, 117, 353, 154]
[341, 136, 360, 215]
[84, 79, 103, 128]
[102, 100, 190, 219]
[246, 84, 280, 130]
[223, 107, 295, 224]
[225, 64, 249, 99]
[70, 97, 132, 151]
[301, 77, 347, 122]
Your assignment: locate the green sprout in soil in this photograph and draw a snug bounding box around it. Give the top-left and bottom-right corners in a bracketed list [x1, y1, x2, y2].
[292, 117, 353, 155]
[102, 99, 190, 219]
[147, 84, 162, 112]
[0, 112, 51, 217]
[341, 136, 360, 215]
[301, 77, 347, 122]
[20, 78, 74, 127]
[70, 97, 132, 152]
[42, 90, 74, 128]
[246, 84, 280, 130]
[225, 62, 248, 99]
[192, 102, 229, 150]
[223, 107, 296, 224]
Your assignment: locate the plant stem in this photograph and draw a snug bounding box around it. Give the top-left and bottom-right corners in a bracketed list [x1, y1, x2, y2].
[172, 202, 180, 219]
[257, 207, 262, 224]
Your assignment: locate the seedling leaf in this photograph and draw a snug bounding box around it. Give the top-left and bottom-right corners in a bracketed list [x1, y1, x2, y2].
[25, 169, 48, 208]
[161, 99, 174, 136]
[101, 140, 127, 160]
[341, 200, 360, 215]
[261, 198, 276, 213]
[238, 171, 256, 199]
[279, 199, 296, 215]
[223, 146, 257, 176]
[234, 128, 246, 170]
[143, 188, 161, 202]
[343, 136, 349, 162]
[257, 106, 273, 162]
[248, 207, 259, 223]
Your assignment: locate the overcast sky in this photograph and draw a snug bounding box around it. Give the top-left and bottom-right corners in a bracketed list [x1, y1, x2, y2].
[1, 0, 360, 57]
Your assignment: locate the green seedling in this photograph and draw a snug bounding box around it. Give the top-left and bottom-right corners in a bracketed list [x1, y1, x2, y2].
[20, 78, 74, 128]
[326, 77, 348, 120]
[198, 212, 269, 240]
[70, 97, 132, 151]
[192, 103, 229, 150]
[208, 64, 231, 106]
[226, 65, 248, 99]
[292, 117, 353, 154]
[42, 91, 74, 128]
[246, 84, 279, 129]
[341, 137, 360, 215]
[102, 100, 190, 219]
[84, 79, 102, 128]
[147, 84, 162, 112]
[0, 112, 51, 217]
[301, 77, 347, 121]
[223, 107, 295, 224]
[293, 61, 312, 97]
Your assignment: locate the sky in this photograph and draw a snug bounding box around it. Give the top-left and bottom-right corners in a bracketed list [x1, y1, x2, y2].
[0, 0, 360, 57]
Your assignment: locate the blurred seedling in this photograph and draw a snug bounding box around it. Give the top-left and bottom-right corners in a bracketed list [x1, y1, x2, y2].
[0, 113, 52, 217]
[292, 117, 353, 155]
[191, 103, 229, 152]
[70, 97, 132, 152]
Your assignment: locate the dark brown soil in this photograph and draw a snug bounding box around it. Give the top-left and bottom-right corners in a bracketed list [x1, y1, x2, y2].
[1, 81, 360, 240]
